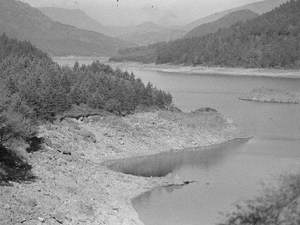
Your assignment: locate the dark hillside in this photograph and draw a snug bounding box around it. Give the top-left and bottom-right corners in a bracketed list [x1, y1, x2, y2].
[185, 0, 288, 31]
[185, 10, 258, 38]
[112, 0, 300, 68]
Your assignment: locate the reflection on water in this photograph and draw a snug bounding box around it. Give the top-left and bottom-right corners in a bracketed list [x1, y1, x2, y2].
[132, 138, 300, 225]
[107, 139, 249, 177]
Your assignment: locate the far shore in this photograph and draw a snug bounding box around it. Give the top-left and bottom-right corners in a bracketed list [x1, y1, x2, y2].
[152, 65, 300, 79]
[120, 63, 300, 79]
[53, 56, 300, 79]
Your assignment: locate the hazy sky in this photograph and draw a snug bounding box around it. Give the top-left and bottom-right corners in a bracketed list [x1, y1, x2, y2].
[22, 0, 262, 26]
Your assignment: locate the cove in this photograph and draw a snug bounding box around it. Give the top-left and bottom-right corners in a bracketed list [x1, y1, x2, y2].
[105, 138, 250, 178]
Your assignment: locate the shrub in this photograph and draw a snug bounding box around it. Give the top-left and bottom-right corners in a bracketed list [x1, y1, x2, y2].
[218, 174, 300, 225]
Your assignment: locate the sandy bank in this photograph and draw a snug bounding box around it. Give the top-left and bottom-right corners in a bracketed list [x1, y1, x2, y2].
[0, 110, 242, 225]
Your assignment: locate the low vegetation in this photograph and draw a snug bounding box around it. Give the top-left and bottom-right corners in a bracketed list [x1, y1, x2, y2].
[219, 174, 300, 225]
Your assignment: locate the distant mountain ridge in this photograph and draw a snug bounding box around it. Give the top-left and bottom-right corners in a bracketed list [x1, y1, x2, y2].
[118, 22, 185, 46]
[0, 0, 132, 56]
[38, 7, 185, 46]
[111, 0, 300, 69]
[185, 0, 289, 31]
[39, 7, 109, 35]
[185, 9, 258, 38]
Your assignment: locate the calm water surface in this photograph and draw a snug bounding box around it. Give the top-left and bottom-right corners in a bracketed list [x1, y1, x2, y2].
[55, 57, 300, 225]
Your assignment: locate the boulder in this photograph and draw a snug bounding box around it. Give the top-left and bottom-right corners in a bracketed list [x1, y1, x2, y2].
[78, 129, 97, 144]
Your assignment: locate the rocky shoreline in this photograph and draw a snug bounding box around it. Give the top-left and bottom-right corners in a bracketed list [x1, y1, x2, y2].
[0, 109, 242, 225]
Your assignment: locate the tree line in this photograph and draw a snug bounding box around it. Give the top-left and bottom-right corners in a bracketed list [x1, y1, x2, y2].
[0, 33, 172, 147]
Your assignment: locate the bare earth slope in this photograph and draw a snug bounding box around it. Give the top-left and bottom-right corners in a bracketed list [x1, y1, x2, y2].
[0, 110, 239, 225]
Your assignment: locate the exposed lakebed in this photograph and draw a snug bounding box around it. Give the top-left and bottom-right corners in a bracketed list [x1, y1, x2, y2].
[55, 57, 300, 225]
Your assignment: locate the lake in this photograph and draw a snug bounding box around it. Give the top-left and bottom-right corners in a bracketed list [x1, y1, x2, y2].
[54, 57, 300, 225]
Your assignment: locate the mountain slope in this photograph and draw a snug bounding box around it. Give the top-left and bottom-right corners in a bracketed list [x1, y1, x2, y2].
[111, 0, 300, 69]
[0, 0, 132, 56]
[38, 7, 133, 38]
[118, 22, 185, 46]
[185, 10, 258, 38]
[185, 0, 288, 31]
[38, 7, 185, 46]
[39, 7, 109, 35]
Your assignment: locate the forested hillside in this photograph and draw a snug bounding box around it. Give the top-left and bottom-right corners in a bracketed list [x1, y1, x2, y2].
[185, 0, 288, 31]
[0, 34, 172, 149]
[112, 0, 300, 68]
[0, 0, 132, 56]
[185, 10, 258, 38]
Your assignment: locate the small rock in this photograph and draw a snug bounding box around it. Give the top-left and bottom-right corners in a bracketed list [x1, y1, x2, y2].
[78, 129, 97, 143]
[107, 145, 122, 153]
[43, 138, 52, 147]
[52, 212, 65, 224]
[38, 217, 45, 223]
[62, 150, 72, 156]
[26, 199, 38, 208]
[3, 204, 10, 209]
[104, 132, 113, 138]
[20, 218, 27, 223]
[72, 124, 81, 130]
